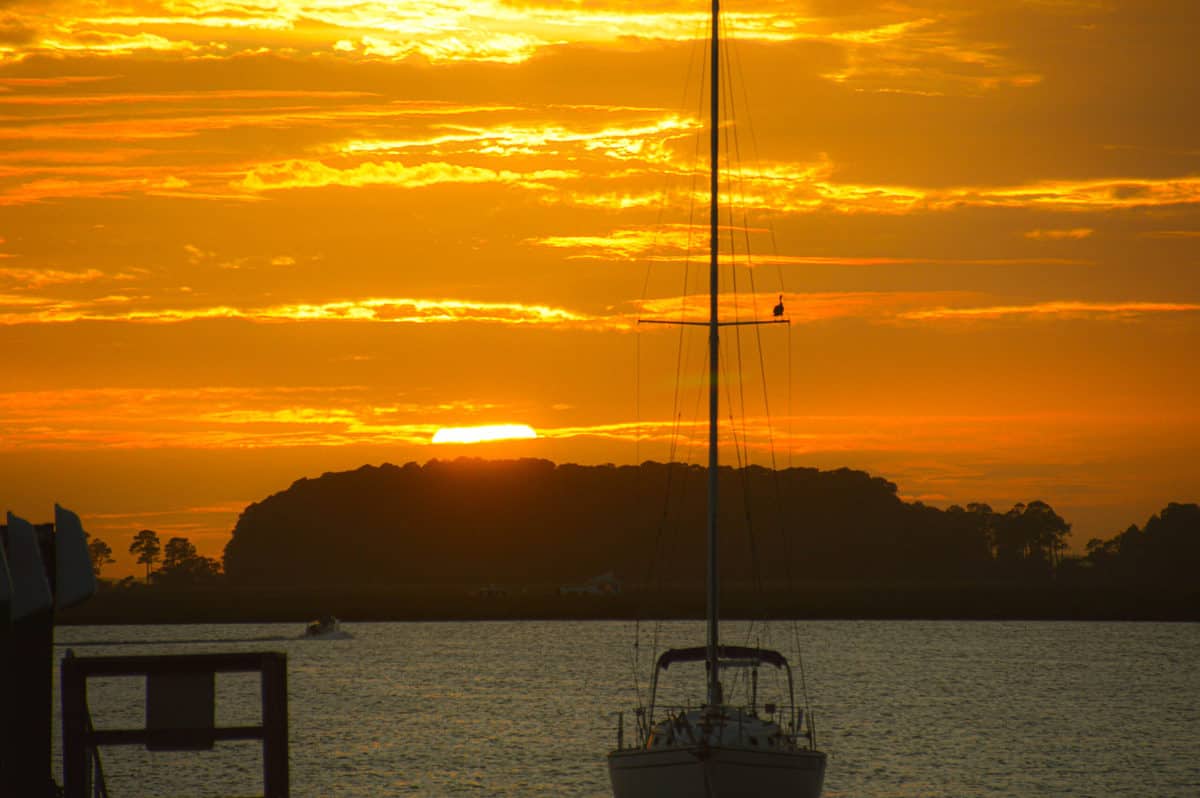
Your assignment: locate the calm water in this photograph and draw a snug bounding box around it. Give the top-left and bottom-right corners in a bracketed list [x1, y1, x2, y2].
[52, 620, 1199, 797]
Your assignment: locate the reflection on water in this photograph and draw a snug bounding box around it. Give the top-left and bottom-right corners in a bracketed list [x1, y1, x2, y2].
[56, 636, 294, 646]
[52, 621, 1200, 797]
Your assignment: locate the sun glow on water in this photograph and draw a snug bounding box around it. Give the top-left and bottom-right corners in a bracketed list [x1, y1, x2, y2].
[431, 424, 538, 444]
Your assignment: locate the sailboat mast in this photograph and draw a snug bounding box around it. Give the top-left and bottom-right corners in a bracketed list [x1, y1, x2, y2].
[706, 0, 721, 708]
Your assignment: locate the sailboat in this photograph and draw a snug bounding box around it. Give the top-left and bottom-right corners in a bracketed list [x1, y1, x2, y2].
[607, 2, 828, 796]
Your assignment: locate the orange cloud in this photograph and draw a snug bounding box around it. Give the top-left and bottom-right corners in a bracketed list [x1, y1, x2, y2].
[0, 386, 537, 451]
[0, 89, 373, 106]
[528, 226, 1088, 266]
[1024, 228, 1094, 240]
[530, 156, 1200, 216]
[38, 31, 201, 56]
[1139, 230, 1200, 239]
[535, 412, 1135, 461]
[0, 104, 404, 143]
[0, 148, 156, 165]
[633, 290, 983, 326]
[0, 3, 887, 65]
[86, 502, 249, 521]
[936, 178, 1200, 212]
[341, 114, 699, 161]
[0, 296, 600, 327]
[0, 0, 1055, 101]
[0, 173, 196, 205]
[5, 288, 1190, 332]
[900, 301, 1200, 321]
[0, 76, 116, 88]
[750, 174, 1200, 215]
[239, 159, 578, 192]
[0, 266, 117, 288]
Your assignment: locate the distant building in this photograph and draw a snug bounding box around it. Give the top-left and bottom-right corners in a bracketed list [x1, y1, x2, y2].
[559, 571, 622, 596]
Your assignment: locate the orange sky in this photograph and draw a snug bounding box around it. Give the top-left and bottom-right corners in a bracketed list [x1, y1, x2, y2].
[2, 0, 1197, 577]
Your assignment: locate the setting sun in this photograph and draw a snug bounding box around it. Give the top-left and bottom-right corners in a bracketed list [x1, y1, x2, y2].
[432, 424, 539, 444]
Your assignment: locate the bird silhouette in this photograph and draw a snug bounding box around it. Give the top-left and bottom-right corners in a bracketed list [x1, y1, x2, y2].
[772, 294, 784, 317]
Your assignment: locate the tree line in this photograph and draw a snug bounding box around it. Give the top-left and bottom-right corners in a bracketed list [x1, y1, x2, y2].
[220, 458, 1197, 588]
[86, 529, 222, 586]
[1080, 502, 1200, 583]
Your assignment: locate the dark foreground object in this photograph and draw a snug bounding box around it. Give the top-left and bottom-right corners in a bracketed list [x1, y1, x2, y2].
[61, 651, 288, 798]
[59, 583, 1200, 624]
[0, 608, 55, 796]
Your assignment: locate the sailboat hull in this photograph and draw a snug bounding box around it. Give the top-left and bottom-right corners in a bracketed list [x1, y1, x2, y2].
[609, 746, 826, 798]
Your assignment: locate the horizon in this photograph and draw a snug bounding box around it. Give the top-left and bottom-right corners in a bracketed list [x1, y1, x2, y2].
[2, 1, 1198, 578]
[14, 452, 1193, 580]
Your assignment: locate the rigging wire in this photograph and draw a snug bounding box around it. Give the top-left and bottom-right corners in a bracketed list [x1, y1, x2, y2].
[718, 13, 773, 653]
[631, 10, 716, 715]
[631, 4, 818, 728]
[726, 24, 819, 734]
[631, 15, 711, 717]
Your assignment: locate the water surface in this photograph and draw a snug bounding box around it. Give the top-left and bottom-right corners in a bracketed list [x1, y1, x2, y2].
[53, 620, 1200, 796]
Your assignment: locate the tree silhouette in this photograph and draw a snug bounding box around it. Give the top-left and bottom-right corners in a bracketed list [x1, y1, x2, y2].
[129, 529, 161, 581]
[992, 501, 1070, 573]
[157, 535, 222, 585]
[162, 536, 198, 570]
[1021, 501, 1069, 564]
[1084, 502, 1200, 582]
[87, 537, 115, 577]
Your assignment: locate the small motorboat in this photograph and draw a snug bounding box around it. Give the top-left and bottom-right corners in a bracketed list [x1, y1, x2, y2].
[302, 615, 352, 640]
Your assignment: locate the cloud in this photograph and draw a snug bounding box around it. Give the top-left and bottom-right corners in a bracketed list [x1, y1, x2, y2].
[1139, 230, 1200, 239]
[0, 148, 157, 165]
[0, 75, 116, 87]
[0, 104, 404, 144]
[6, 290, 1191, 330]
[239, 159, 577, 192]
[86, 502, 249, 520]
[0, 386, 513, 450]
[0, 2, 912, 65]
[0, 266, 121, 288]
[340, 114, 699, 161]
[944, 178, 1200, 212]
[1024, 228, 1094, 240]
[0, 296, 603, 327]
[633, 290, 981, 326]
[538, 160, 1200, 216]
[528, 226, 1089, 266]
[732, 173, 1200, 216]
[183, 244, 214, 265]
[899, 301, 1200, 321]
[0, 89, 374, 106]
[0, 289, 995, 330]
[0, 173, 198, 205]
[37, 31, 202, 56]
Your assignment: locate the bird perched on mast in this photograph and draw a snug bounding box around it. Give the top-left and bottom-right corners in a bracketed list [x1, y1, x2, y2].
[773, 294, 784, 317]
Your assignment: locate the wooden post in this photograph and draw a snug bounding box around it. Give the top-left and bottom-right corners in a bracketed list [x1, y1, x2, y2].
[261, 652, 289, 797]
[61, 652, 89, 798]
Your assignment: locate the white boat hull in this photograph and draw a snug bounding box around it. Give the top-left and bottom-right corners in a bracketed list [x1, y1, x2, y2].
[609, 745, 826, 798]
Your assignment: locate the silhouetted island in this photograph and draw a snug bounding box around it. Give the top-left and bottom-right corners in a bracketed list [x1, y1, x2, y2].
[61, 459, 1199, 623]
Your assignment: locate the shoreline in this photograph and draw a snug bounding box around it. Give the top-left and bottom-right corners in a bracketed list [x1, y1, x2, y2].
[56, 583, 1200, 624]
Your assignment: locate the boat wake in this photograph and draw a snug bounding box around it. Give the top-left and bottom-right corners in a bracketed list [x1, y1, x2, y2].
[298, 630, 353, 641]
[54, 635, 296, 647]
